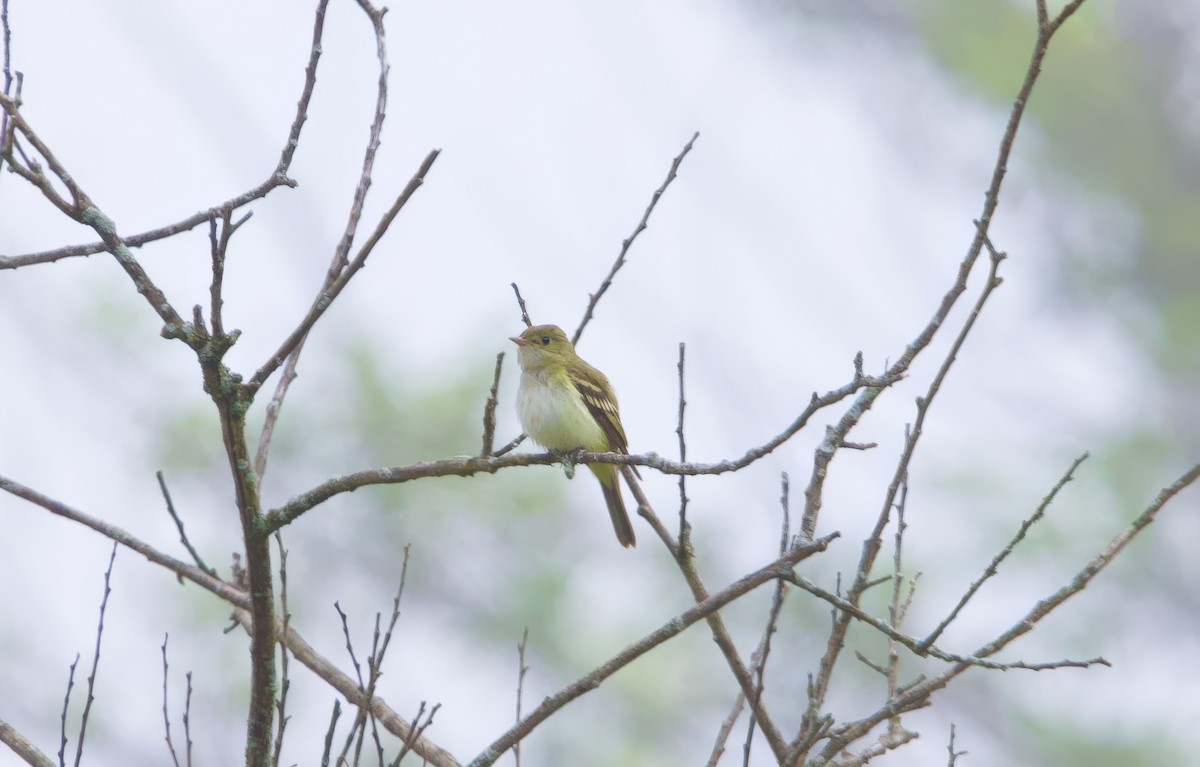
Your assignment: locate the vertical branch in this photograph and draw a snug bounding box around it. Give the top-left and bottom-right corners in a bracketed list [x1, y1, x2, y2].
[512, 628, 530, 767]
[162, 636, 182, 767]
[74, 543, 117, 767]
[0, 0, 14, 177]
[675, 342, 690, 547]
[272, 534, 292, 767]
[183, 672, 194, 767]
[481, 353, 505, 456]
[741, 474, 791, 766]
[58, 655, 79, 767]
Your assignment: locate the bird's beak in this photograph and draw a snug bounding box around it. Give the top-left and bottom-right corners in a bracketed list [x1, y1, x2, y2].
[510, 336, 530, 347]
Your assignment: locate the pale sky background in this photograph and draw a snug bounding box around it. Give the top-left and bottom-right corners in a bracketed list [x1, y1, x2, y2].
[2, 1, 1198, 766]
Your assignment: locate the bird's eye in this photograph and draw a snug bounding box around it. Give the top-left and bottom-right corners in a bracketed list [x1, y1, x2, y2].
[540, 336, 550, 346]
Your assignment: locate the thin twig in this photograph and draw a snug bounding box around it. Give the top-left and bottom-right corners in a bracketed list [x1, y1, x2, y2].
[162, 636, 182, 767]
[320, 700, 341, 767]
[272, 534, 291, 767]
[784, 571, 1107, 671]
[157, 471, 215, 576]
[946, 724, 966, 766]
[741, 473, 792, 766]
[481, 352, 505, 456]
[183, 672, 194, 767]
[675, 342, 690, 548]
[74, 542, 118, 767]
[254, 342, 303, 483]
[705, 692, 745, 767]
[512, 628, 530, 767]
[572, 131, 698, 345]
[246, 148, 441, 395]
[511, 282, 532, 328]
[920, 452, 1089, 650]
[0, 0, 14, 180]
[58, 654, 79, 767]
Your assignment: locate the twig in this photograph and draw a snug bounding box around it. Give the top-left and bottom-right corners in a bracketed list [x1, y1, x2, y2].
[335, 603, 366, 690]
[741, 473, 792, 766]
[492, 433, 527, 457]
[0, 0, 14, 180]
[571, 131, 698, 345]
[253, 341, 303, 483]
[946, 724, 966, 766]
[162, 636, 182, 767]
[320, 700, 341, 767]
[481, 353, 505, 456]
[272, 534, 292, 767]
[74, 542, 117, 767]
[183, 672, 194, 767]
[513, 628, 530, 767]
[392, 702, 441, 766]
[156, 471, 215, 576]
[207, 208, 250, 340]
[784, 571, 1107, 672]
[920, 453, 1089, 650]
[511, 282, 532, 328]
[246, 148, 441, 395]
[58, 654, 79, 767]
[675, 342, 690, 548]
[705, 692, 745, 767]
[465, 534, 836, 767]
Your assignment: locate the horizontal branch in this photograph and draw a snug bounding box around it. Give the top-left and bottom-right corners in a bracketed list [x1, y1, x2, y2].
[263, 370, 897, 533]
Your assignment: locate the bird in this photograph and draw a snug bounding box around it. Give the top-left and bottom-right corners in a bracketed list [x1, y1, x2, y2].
[510, 324, 637, 548]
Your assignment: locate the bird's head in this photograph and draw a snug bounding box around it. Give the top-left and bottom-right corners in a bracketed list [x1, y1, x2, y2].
[510, 324, 575, 369]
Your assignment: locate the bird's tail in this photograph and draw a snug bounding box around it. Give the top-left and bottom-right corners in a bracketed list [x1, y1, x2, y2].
[593, 464, 636, 548]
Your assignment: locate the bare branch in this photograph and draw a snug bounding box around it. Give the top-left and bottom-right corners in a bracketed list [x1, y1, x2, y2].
[162, 636, 182, 767]
[58, 654, 79, 767]
[572, 131, 698, 345]
[0, 717, 55, 767]
[465, 535, 836, 767]
[510, 282, 532, 328]
[675, 342, 690, 547]
[481, 353, 505, 456]
[261, 366, 895, 533]
[246, 148, 441, 395]
[920, 452, 1089, 650]
[0, 0, 335, 270]
[157, 471, 215, 576]
[705, 693, 745, 767]
[512, 628, 530, 767]
[74, 543, 118, 767]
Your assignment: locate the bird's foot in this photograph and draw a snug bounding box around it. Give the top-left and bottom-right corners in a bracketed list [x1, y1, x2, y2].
[556, 447, 587, 480]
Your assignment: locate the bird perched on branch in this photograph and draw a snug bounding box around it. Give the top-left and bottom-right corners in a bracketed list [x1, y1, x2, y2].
[511, 324, 637, 548]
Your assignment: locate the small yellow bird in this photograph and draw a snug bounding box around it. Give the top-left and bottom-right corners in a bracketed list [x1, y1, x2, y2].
[510, 324, 637, 548]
